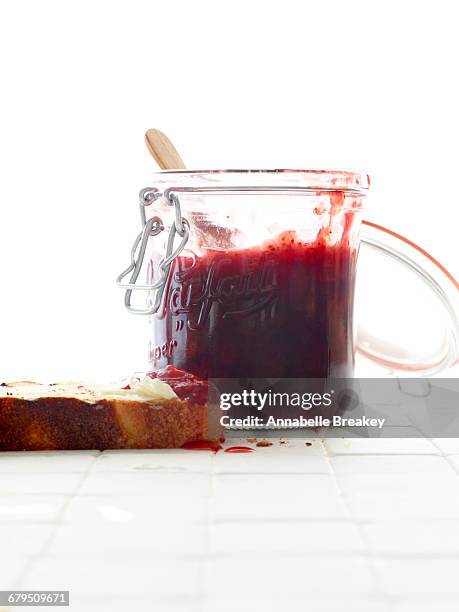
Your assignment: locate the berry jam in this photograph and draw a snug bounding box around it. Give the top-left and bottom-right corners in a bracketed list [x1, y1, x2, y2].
[148, 366, 208, 404]
[181, 440, 222, 452]
[150, 228, 357, 380]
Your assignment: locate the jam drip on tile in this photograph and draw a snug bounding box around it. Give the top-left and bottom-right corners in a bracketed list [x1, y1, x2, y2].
[181, 440, 222, 452]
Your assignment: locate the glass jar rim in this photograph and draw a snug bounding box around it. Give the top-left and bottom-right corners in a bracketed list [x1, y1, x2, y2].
[150, 169, 370, 194]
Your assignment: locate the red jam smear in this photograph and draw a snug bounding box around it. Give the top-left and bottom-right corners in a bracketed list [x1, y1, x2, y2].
[224, 446, 254, 453]
[181, 440, 222, 452]
[152, 223, 357, 379]
[147, 365, 208, 404]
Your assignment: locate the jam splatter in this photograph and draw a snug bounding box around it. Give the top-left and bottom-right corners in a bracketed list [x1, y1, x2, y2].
[224, 446, 254, 453]
[256, 440, 272, 447]
[181, 440, 222, 452]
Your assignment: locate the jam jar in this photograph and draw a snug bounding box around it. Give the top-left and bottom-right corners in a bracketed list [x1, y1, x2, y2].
[118, 170, 459, 379]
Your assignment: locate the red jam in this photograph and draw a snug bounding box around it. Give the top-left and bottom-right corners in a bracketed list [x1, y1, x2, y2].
[181, 440, 222, 452]
[151, 227, 357, 379]
[148, 366, 208, 404]
[224, 446, 254, 453]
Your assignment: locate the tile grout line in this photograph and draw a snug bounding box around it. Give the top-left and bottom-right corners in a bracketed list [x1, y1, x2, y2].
[6, 442, 459, 604]
[9, 549, 459, 562]
[197, 452, 215, 612]
[15, 451, 102, 588]
[430, 439, 459, 475]
[320, 439, 389, 602]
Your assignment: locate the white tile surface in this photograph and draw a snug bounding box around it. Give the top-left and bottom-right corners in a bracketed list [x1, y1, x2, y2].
[374, 558, 459, 596]
[364, 521, 459, 554]
[0, 559, 27, 590]
[0, 473, 82, 495]
[62, 494, 207, 524]
[56, 605, 199, 612]
[78, 471, 210, 496]
[325, 437, 438, 455]
[448, 455, 459, 473]
[394, 604, 459, 612]
[209, 521, 365, 553]
[212, 472, 338, 498]
[213, 451, 330, 473]
[204, 555, 376, 598]
[48, 522, 207, 557]
[0, 495, 66, 523]
[339, 474, 459, 520]
[92, 448, 212, 472]
[22, 558, 202, 599]
[0, 440, 458, 610]
[211, 473, 348, 521]
[330, 454, 455, 475]
[433, 438, 459, 454]
[0, 524, 52, 556]
[211, 475, 349, 521]
[201, 598, 395, 612]
[0, 450, 99, 472]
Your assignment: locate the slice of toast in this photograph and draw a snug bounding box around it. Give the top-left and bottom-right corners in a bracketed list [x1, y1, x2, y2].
[0, 368, 220, 451]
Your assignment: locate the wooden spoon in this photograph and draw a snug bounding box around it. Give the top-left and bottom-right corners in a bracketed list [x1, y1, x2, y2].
[145, 128, 186, 170]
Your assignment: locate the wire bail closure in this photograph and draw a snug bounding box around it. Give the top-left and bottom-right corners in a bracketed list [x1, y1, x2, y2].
[116, 188, 190, 315]
[117, 183, 365, 317]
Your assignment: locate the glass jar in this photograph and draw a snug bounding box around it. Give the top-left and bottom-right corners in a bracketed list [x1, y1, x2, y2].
[118, 170, 459, 379]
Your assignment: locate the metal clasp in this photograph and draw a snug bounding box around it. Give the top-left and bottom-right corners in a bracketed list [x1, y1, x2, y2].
[118, 183, 365, 316]
[116, 188, 190, 315]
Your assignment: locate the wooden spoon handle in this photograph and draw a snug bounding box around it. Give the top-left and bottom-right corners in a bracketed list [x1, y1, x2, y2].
[145, 128, 186, 170]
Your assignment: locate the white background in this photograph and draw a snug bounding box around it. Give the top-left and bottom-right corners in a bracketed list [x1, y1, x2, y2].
[0, 0, 457, 381]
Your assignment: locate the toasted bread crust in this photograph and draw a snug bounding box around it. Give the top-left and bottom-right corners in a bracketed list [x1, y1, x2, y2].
[0, 393, 214, 451]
